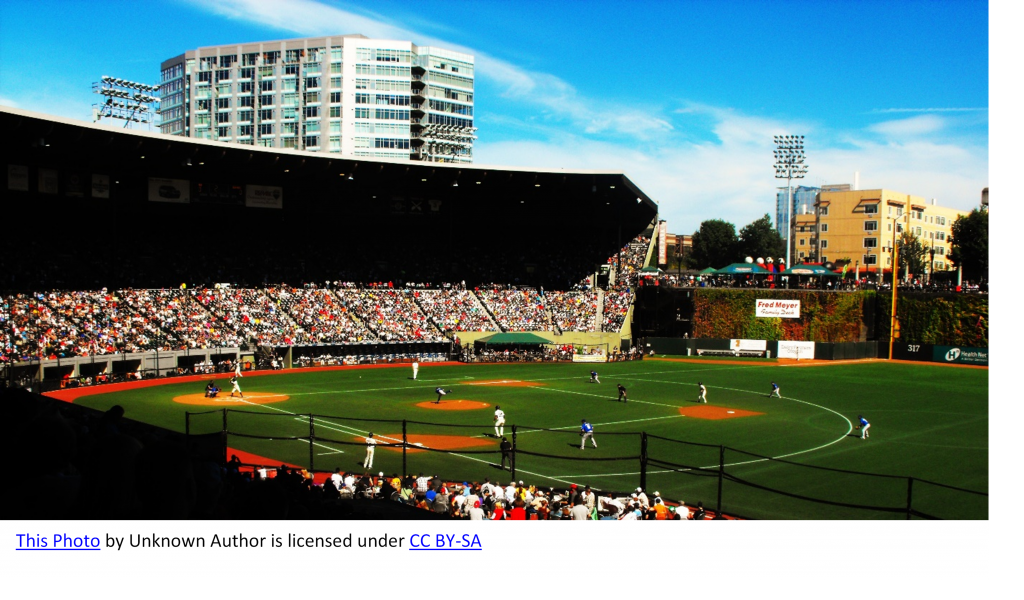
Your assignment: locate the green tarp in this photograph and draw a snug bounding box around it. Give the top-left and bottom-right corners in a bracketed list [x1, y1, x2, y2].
[475, 332, 554, 345]
[714, 263, 770, 274]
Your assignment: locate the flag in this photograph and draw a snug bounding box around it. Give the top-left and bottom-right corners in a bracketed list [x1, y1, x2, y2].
[841, 263, 849, 278]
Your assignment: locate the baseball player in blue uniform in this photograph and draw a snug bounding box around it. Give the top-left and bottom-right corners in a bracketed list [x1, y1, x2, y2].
[580, 419, 597, 449]
[769, 381, 781, 398]
[590, 370, 600, 384]
[858, 415, 870, 439]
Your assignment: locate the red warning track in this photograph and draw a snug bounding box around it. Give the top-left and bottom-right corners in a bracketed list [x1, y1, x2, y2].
[42, 361, 464, 403]
[678, 405, 764, 420]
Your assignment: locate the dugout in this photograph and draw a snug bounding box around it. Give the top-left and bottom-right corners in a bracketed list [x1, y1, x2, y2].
[473, 332, 559, 361]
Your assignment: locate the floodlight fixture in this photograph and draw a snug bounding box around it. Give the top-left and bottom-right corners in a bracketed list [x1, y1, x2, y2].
[774, 134, 810, 277]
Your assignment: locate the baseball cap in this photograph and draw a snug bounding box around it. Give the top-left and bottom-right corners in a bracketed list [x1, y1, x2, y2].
[636, 487, 643, 492]
[426, 490, 436, 502]
[474, 500, 481, 508]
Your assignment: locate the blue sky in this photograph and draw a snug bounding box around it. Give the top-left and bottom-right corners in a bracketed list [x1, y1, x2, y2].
[0, 0, 992, 233]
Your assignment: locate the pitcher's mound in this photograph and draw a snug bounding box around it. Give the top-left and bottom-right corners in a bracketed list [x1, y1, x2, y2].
[415, 400, 490, 410]
[173, 392, 290, 406]
[679, 405, 763, 420]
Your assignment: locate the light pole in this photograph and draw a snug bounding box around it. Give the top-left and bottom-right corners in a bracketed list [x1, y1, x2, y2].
[774, 136, 808, 280]
[928, 242, 936, 286]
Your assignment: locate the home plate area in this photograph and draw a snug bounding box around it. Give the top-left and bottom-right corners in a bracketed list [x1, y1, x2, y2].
[678, 405, 764, 420]
[172, 392, 290, 406]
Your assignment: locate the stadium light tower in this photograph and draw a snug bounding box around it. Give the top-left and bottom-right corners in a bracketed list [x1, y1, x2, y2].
[92, 75, 160, 130]
[773, 135, 808, 274]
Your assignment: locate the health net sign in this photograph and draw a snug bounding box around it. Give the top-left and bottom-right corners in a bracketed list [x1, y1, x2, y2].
[756, 299, 801, 319]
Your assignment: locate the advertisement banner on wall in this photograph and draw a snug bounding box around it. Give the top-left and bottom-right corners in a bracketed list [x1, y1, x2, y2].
[658, 221, 667, 265]
[245, 184, 283, 209]
[572, 354, 607, 363]
[777, 341, 815, 360]
[730, 339, 767, 352]
[756, 299, 801, 318]
[39, 168, 59, 195]
[65, 172, 86, 197]
[8, 165, 29, 191]
[148, 178, 190, 203]
[91, 174, 110, 199]
[933, 346, 988, 366]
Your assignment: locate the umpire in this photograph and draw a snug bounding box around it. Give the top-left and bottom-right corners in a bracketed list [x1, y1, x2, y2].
[499, 436, 513, 470]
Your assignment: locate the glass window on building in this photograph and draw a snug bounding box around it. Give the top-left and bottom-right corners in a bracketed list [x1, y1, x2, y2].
[864, 238, 878, 248]
[864, 221, 878, 231]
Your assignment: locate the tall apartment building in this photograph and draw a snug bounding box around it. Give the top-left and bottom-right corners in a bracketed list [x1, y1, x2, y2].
[158, 35, 475, 162]
[791, 187, 967, 277]
[776, 185, 820, 237]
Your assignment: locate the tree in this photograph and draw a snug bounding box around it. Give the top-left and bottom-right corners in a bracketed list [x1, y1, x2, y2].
[949, 209, 988, 282]
[897, 233, 927, 280]
[687, 220, 738, 269]
[737, 214, 786, 264]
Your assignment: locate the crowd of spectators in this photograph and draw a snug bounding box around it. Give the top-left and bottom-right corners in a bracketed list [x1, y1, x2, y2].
[609, 236, 652, 290]
[476, 289, 549, 332]
[545, 291, 598, 332]
[602, 290, 632, 332]
[2, 233, 659, 363]
[192, 287, 298, 346]
[412, 289, 496, 333]
[335, 289, 444, 342]
[267, 286, 375, 344]
[304, 471, 705, 521]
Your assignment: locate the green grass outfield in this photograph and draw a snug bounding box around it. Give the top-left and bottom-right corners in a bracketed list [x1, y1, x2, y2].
[73, 357, 988, 519]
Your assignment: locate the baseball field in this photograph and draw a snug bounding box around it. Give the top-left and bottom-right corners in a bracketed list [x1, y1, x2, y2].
[54, 356, 988, 519]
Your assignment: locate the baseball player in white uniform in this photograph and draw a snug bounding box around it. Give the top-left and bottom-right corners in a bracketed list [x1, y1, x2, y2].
[363, 433, 376, 469]
[229, 375, 243, 399]
[494, 405, 506, 437]
[412, 361, 419, 380]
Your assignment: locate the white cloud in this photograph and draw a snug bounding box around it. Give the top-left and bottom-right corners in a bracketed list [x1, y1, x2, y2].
[869, 114, 946, 138]
[0, 96, 19, 108]
[871, 107, 987, 113]
[477, 109, 987, 235]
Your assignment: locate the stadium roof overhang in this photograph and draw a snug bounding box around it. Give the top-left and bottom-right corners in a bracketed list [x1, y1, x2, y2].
[0, 106, 660, 288]
[0, 106, 657, 216]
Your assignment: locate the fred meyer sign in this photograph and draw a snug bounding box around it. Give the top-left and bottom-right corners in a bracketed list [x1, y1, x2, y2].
[934, 346, 988, 366]
[756, 299, 800, 318]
